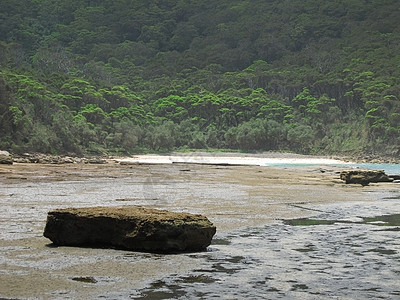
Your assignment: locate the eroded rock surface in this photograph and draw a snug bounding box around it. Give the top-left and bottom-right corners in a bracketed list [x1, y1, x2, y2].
[43, 206, 216, 253]
[0, 150, 12, 164]
[340, 169, 393, 185]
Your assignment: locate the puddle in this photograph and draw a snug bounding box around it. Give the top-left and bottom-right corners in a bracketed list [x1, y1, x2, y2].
[210, 238, 231, 245]
[71, 276, 97, 283]
[366, 248, 397, 255]
[364, 214, 400, 226]
[283, 218, 337, 226]
[283, 213, 400, 227]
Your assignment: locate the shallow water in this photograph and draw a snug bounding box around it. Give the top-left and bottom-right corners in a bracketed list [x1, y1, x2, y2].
[0, 161, 399, 299]
[352, 163, 400, 175]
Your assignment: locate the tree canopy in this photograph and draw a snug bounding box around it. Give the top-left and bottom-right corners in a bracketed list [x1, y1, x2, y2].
[1, 0, 399, 156]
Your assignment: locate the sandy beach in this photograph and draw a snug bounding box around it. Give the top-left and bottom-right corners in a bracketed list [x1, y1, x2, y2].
[1, 152, 399, 299]
[115, 151, 349, 166]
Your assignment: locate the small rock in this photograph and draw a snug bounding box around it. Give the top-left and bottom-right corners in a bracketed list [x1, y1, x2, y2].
[340, 169, 393, 185]
[390, 175, 400, 181]
[61, 157, 75, 164]
[43, 206, 216, 253]
[119, 161, 139, 165]
[85, 158, 107, 164]
[0, 150, 13, 164]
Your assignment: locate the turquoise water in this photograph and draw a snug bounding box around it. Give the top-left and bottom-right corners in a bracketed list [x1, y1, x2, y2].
[352, 163, 400, 175]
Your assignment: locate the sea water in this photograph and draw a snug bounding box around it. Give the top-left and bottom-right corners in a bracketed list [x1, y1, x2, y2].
[353, 163, 400, 175]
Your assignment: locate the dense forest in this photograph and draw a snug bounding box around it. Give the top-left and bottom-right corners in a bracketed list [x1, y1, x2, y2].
[1, 0, 400, 157]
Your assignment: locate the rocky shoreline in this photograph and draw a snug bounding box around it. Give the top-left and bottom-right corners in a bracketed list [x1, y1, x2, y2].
[343, 154, 399, 164]
[7, 152, 109, 164]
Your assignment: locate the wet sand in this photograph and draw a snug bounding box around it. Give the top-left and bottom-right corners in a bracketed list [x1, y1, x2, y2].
[1, 154, 399, 299]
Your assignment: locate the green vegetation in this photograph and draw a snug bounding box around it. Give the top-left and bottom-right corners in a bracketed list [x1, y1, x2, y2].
[1, 0, 399, 156]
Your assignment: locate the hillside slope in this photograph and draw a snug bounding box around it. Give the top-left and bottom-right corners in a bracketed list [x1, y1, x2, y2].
[1, 0, 399, 156]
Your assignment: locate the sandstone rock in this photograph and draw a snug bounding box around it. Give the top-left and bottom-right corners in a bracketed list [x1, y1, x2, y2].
[43, 206, 216, 253]
[62, 156, 75, 164]
[84, 158, 107, 164]
[119, 160, 140, 165]
[389, 174, 400, 181]
[0, 150, 13, 164]
[340, 169, 393, 185]
[14, 153, 83, 164]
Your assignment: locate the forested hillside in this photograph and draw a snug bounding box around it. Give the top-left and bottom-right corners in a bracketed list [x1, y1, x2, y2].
[1, 0, 400, 156]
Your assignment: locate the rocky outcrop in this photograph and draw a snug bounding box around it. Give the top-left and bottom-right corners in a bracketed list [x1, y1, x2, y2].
[0, 150, 13, 164]
[340, 169, 393, 185]
[13, 153, 78, 164]
[13, 153, 108, 164]
[84, 158, 107, 164]
[43, 206, 216, 253]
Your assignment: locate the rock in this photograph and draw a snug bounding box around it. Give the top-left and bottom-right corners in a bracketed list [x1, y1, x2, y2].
[84, 158, 107, 164]
[0, 150, 13, 164]
[119, 160, 140, 165]
[62, 156, 75, 164]
[340, 169, 393, 185]
[43, 206, 216, 253]
[13, 153, 83, 164]
[390, 175, 400, 181]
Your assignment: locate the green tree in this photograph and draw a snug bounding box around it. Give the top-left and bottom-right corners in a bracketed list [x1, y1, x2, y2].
[287, 124, 315, 153]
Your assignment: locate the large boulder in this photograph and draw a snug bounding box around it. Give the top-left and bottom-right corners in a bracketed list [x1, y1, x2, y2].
[43, 206, 216, 253]
[0, 150, 12, 164]
[340, 169, 393, 185]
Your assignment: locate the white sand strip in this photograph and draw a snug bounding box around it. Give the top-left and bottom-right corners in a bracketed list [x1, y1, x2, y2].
[116, 153, 349, 166]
